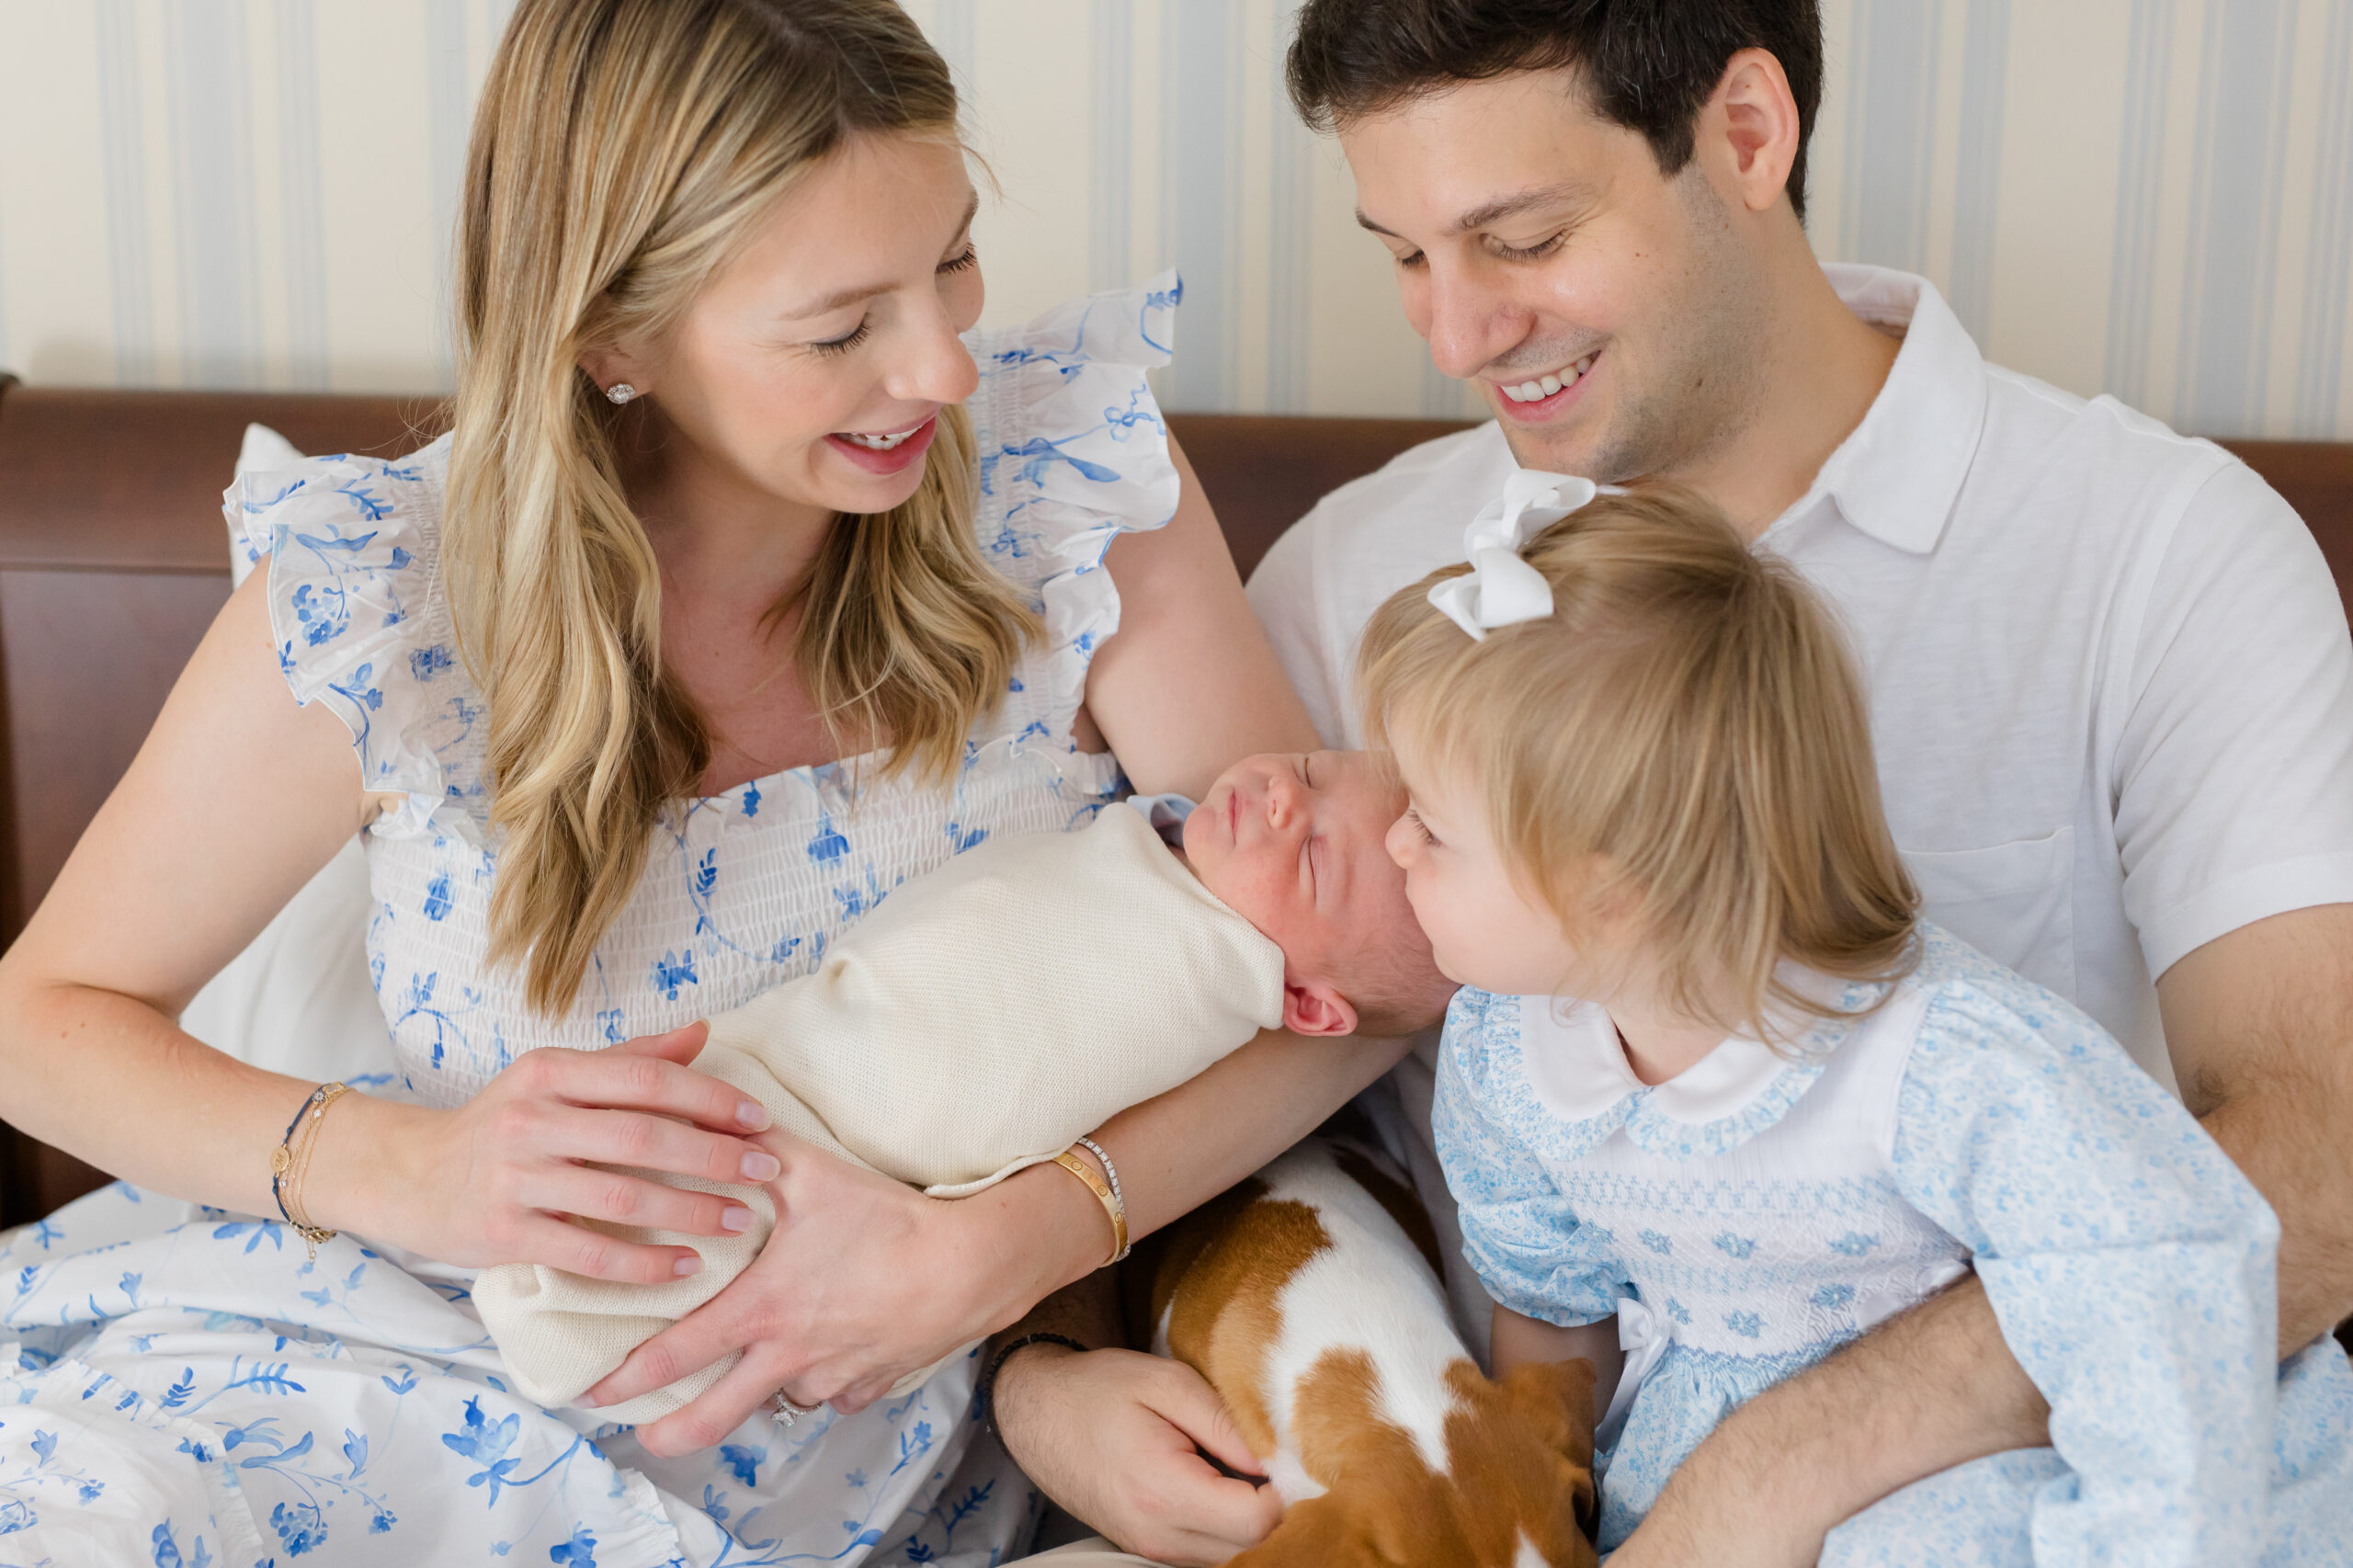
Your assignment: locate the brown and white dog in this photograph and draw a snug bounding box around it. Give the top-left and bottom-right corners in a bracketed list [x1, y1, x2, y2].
[1144, 1138, 1598, 1568]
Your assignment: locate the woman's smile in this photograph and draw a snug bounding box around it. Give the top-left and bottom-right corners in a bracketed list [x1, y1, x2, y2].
[824, 413, 939, 474]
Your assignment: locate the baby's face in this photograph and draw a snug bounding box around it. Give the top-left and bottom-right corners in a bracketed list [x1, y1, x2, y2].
[1184, 750, 1446, 1036]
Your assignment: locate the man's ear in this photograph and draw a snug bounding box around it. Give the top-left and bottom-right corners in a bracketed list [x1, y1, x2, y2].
[1703, 45, 1803, 214]
[1282, 978, 1359, 1038]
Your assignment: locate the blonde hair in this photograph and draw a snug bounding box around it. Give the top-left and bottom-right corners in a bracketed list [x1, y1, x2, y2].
[448, 0, 1039, 1014]
[1358, 483, 1917, 1042]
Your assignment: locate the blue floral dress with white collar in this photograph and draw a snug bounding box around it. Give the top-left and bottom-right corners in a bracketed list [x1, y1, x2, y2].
[1435, 925, 2353, 1565]
[0, 277, 1185, 1568]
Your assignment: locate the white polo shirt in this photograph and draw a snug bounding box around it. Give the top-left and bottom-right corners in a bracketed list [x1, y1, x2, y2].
[1251, 266, 2353, 1353]
[1251, 265, 2353, 1085]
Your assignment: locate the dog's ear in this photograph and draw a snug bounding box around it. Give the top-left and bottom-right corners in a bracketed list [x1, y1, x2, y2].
[1226, 1495, 1383, 1568]
[1500, 1356, 1599, 1469]
[1495, 1358, 1600, 1547]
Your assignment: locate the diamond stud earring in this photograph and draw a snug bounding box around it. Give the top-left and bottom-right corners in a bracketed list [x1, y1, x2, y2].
[605, 383, 638, 405]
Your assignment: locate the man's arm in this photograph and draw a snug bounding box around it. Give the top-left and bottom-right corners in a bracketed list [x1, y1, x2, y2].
[1612, 903, 2353, 1567]
[2156, 903, 2353, 1349]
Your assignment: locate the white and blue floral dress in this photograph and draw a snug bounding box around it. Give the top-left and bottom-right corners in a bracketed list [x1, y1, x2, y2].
[1436, 926, 2353, 1566]
[0, 278, 1187, 1568]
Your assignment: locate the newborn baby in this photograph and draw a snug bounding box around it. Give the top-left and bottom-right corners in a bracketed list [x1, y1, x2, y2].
[476, 749, 1457, 1423]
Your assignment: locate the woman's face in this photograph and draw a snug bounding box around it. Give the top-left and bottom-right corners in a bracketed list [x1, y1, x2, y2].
[599, 131, 986, 519]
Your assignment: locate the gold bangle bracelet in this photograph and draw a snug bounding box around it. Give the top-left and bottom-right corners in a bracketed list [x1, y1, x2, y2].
[1051, 1147, 1129, 1268]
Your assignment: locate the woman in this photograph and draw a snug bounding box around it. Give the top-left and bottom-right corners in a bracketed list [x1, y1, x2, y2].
[0, 3, 1394, 1562]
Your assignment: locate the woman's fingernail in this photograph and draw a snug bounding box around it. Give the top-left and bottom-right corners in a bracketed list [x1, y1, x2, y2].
[576, 1391, 600, 1409]
[675, 1255, 703, 1277]
[736, 1100, 769, 1131]
[741, 1151, 782, 1183]
[721, 1205, 755, 1233]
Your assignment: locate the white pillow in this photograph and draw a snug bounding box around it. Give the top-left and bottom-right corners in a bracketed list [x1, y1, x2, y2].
[176, 426, 399, 1091]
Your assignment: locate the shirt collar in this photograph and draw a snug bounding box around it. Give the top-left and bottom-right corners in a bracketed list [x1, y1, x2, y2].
[1775, 266, 1990, 556]
[1508, 968, 1884, 1160]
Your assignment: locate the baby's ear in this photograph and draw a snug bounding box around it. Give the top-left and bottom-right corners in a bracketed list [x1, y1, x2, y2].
[1282, 979, 1359, 1038]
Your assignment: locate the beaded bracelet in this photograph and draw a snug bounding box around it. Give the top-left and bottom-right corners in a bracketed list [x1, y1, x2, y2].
[977, 1331, 1091, 1428]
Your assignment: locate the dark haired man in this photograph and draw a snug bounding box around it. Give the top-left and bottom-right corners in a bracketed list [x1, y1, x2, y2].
[1230, 1, 2353, 1563]
[987, 6, 2353, 1564]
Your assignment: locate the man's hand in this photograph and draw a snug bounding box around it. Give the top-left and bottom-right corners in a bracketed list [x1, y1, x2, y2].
[994, 1344, 1282, 1567]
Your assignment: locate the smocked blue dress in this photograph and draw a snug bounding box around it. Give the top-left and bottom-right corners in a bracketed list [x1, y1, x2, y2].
[1436, 926, 2353, 1565]
[0, 277, 1186, 1568]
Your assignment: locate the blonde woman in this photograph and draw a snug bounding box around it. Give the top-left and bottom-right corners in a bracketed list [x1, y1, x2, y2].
[0, 3, 1382, 1563]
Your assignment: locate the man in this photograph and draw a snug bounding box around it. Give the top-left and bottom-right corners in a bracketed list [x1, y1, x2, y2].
[1234, 2, 2353, 1562]
[988, 5, 2353, 1562]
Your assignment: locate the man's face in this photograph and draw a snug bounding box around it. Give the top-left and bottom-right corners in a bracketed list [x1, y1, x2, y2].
[1182, 750, 1429, 1009]
[1339, 69, 1768, 484]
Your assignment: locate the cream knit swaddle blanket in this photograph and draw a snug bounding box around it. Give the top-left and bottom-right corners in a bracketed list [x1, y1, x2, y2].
[473, 803, 1287, 1423]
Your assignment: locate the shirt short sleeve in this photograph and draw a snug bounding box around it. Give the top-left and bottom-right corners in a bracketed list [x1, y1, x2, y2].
[1433, 992, 1630, 1326]
[228, 439, 460, 839]
[964, 273, 1184, 756]
[2113, 456, 2353, 976]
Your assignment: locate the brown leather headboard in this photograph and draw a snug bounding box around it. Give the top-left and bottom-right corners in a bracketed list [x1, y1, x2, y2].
[2, 375, 2350, 1226]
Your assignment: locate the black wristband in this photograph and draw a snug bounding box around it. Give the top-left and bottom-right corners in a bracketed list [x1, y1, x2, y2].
[977, 1331, 1090, 1428]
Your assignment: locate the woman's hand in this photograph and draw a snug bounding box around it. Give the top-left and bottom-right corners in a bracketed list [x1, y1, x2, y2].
[583, 1133, 1102, 1454]
[335, 1021, 780, 1282]
[994, 1344, 1283, 1566]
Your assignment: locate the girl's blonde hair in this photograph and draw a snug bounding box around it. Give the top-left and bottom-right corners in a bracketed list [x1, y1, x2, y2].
[1358, 483, 1918, 1041]
[448, 0, 1039, 1014]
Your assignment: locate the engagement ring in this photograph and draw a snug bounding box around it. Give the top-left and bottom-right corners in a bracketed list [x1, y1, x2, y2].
[768, 1392, 817, 1426]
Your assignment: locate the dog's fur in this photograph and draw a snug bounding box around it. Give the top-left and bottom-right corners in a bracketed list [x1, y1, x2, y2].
[1144, 1138, 1598, 1568]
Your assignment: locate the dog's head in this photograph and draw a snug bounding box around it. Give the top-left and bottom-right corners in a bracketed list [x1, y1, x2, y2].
[1225, 1355, 1598, 1568]
[1440, 1357, 1600, 1567]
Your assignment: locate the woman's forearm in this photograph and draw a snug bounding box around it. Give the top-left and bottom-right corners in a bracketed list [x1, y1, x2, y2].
[0, 976, 414, 1227]
[1094, 1027, 1415, 1238]
[955, 1029, 1414, 1335]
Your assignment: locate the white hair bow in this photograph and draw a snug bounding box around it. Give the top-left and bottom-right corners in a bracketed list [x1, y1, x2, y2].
[1427, 470, 1622, 641]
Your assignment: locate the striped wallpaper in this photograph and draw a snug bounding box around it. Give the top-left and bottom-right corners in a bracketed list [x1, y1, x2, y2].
[0, 0, 2347, 437]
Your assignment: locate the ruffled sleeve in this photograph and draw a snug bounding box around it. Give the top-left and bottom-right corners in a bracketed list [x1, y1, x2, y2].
[963, 272, 1184, 752]
[1434, 988, 1631, 1326]
[1889, 928, 2279, 1568]
[225, 437, 464, 839]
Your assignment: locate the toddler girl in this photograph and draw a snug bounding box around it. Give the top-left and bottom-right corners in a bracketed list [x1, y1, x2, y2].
[1357, 475, 2352, 1566]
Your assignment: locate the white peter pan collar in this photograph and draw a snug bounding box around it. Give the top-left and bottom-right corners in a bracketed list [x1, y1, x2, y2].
[1504, 970, 1885, 1162]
